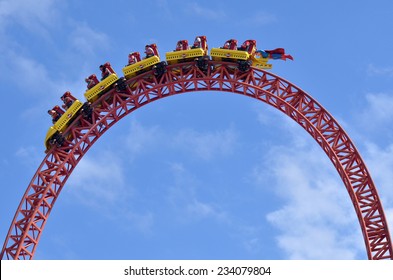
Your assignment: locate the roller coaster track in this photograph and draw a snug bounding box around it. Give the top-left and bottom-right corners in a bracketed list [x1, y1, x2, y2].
[1, 60, 392, 260]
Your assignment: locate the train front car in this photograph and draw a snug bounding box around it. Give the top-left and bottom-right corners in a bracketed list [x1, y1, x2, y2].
[122, 44, 166, 80]
[84, 62, 119, 103]
[210, 39, 271, 71]
[165, 36, 208, 65]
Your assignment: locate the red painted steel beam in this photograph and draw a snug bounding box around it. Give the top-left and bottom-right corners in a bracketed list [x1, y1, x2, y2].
[1, 61, 392, 259]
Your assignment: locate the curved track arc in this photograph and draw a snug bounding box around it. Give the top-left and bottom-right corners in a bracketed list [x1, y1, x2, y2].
[1, 60, 392, 260]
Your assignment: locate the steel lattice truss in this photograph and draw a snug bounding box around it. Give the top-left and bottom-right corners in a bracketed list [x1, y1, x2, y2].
[1, 61, 392, 260]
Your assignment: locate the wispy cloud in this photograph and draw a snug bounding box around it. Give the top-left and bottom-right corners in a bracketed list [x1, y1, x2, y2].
[155, 0, 173, 20]
[0, 0, 110, 102]
[362, 93, 393, 123]
[233, 225, 266, 255]
[173, 126, 238, 160]
[351, 92, 393, 144]
[263, 144, 364, 259]
[64, 149, 157, 234]
[124, 119, 238, 161]
[186, 2, 227, 20]
[58, 119, 240, 236]
[14, 145, 41, 170]
[124, 119, 162, 156]
[250, 91, 393, 259]
[0, 0, 55, 89]
[2, 50, 54, 93]
[243, 11, 277, 26]
[0, 0, 61, 36]
[367, 64, 393, 78]
[166, 162, 272, 256]
[65, 150, 127, 207]
[121, 116, 366, 258]
[250, 110, 365, 259]
[68, 21, 110, 55]
[166, 162, 228, 223]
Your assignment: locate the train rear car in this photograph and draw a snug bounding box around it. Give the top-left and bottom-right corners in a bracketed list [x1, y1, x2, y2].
[210, 39, 252, 62]
[210, 48, 250, 61]
[210, 39, 273, 70]
[45, 100, 84, 150]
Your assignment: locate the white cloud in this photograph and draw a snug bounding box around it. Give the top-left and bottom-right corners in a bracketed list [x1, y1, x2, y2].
[270, 225, 358, 259]
[0, 0, 60, 35]
[0, 0, 109, 102]
[250, 120, 364, 259]
[252, 89, 393, 259]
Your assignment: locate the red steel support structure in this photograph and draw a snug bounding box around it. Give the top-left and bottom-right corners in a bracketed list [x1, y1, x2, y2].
[1, 60, 392, 259]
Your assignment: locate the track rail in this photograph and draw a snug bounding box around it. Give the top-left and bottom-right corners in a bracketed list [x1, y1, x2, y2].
[1, 61, 392, 259]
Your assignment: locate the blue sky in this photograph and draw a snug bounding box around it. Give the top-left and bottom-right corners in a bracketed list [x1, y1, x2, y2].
[1, 0, 393, 260]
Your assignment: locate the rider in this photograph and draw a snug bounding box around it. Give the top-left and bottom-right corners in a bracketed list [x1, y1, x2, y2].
[175, 40, 188, 51]
[48, 110, 60, 123]
[238, 40, 251, 52]
[85, 75, 98, 89]
[61, 91, 74, 110]
[100, 64, 111, 80]
[144, 45, 155, 58]
[127, 52, 141, 65]
[223, 39, 237, 50]
[191, 37, 202, 49]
